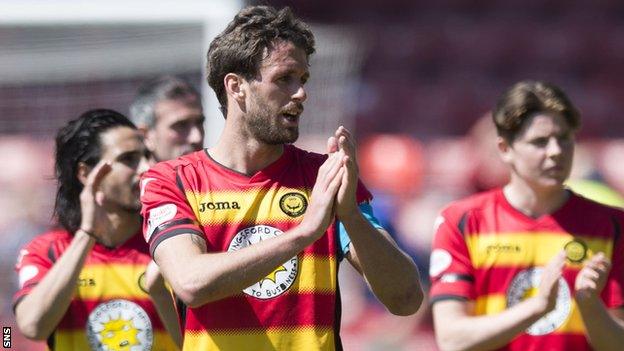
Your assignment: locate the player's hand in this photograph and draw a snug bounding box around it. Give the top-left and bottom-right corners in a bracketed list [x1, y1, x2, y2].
[536, 251, 566, 314]
[574, 252, 610, 302]
[143, 260, 167, 294]
[78, 160, 112, 237]
[299, 151, 346, 240]
[332, 126, 359, 219]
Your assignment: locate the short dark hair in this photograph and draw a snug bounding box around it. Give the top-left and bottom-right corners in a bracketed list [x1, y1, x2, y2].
[206, 5, 315, 116]
[129, 75, 201, 128]
[54, 109, 135, 233]
[493, 80, 581, 142]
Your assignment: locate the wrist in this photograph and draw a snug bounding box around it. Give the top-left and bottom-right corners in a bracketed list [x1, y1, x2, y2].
[76, 228, 97, 242]
[337, 206, 363, 224]
[575, 291, 601, 307]
[528, 295, 550, 316]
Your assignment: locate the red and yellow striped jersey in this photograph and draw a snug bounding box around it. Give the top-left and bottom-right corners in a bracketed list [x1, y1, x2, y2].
[14, 230, 178, 351]
[430, 189, 624, 351]
[140, 145, 372, 351]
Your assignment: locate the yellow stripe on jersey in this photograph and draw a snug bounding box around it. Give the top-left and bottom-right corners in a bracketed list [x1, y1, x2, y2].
[54, 330, 177, 351]
[183, 326, 335, 351]
[465, 232, 613, 268]
[474, 294, 585, 334]
[76, 264, 147, 300]
[293, 255, 337, 294]
[184, 188, 310, 226]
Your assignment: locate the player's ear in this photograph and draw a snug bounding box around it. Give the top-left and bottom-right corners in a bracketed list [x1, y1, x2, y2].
[224, 73, 246, 104]
[497, 136, 512, 163]
[77, 162, 91, 186]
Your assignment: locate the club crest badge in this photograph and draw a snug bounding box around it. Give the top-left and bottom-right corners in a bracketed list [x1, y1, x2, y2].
[279, 192, 308, 217]
[564, 239, 588, 263]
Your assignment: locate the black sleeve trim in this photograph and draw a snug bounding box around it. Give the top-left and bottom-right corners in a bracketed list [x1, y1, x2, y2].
[430, 294, 470, 305]
[457, 212, 468, 237]
[433, 273, 475, 284]
[150, 218, 195, 242]
[150, 228, 205, 257]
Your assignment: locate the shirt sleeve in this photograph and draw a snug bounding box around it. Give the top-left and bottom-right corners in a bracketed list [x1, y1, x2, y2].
[337, 202, 384, 259]
[429, 209, 476, 304]
[140, 163, 204, 257]
[13, 237, 54, 310]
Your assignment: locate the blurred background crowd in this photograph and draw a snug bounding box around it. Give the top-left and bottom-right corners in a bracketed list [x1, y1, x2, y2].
[3, 0, 624, 349]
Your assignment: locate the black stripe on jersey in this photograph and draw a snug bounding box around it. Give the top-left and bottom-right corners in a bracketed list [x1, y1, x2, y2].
[612, 216, 621, 244]
[47, 243, 58, 263]
[175, 167, 185, 195]
[457, 212, 468, 237]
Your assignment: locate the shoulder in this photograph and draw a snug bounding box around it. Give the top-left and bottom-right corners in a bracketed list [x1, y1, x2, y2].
[288, 145, 327, 165]
[569, 191, 624, 221]
[439, 189, 499, 224]
[147, 150, 206, 177]
[22, 229, 71, 252]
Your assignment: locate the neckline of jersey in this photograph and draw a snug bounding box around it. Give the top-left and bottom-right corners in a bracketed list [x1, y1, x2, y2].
[495, 188, 577, 224]
[202, 145, 294, 183]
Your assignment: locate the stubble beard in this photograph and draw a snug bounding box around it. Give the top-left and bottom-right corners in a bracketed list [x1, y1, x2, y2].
[247, 97, 299, 145]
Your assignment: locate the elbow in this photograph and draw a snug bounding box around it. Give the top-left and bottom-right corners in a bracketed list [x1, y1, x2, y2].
[385, 283, 424, 316]
[16, 318, 50, 341]
[172, 275, 215, 308]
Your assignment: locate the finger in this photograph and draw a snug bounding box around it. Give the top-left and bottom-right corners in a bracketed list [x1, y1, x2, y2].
[328, 167, 346, 195]
[87, 161, 112, 193]
[582, 269, 600, 281]
[95, 191, 106, 206]
[327, 136, 338, 154]
[318, 153, 340, 178]
[324, 153, 345, 187]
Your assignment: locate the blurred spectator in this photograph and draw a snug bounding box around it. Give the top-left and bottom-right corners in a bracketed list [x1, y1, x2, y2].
[129, 75, 205, 163]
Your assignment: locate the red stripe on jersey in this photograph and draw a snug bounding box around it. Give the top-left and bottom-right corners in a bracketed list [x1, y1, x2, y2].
[185, 292, 336, 331]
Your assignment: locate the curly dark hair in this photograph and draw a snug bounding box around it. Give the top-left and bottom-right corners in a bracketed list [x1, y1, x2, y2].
[493, 80, 581, 142]
[206, 5, 315, 116]
[54, 109, 135, 233]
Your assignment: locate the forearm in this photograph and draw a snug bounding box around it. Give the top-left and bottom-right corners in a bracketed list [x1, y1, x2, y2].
[435, 298, 547, 351]
[16, 231, 94, 340]
[576, 298, 624, 351]
[144, 260, 182, 349]
[342, 210, 422, 315]
[150, 288, 182, 349]
[158, 225, 316, 307]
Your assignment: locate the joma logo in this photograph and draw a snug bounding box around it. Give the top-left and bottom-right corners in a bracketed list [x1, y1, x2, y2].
[199, 201, 241, 212]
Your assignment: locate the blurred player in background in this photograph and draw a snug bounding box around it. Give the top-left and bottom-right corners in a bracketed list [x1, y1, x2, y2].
[14, 109, 181, 350]
[430, 80, 624, 350]
[130, 75, 205, 163]
[140, 5, 423, 350]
